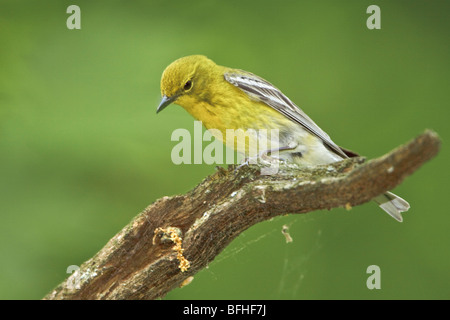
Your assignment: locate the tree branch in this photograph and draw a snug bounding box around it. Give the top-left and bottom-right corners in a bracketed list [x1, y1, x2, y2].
[44, 130, 440, 300]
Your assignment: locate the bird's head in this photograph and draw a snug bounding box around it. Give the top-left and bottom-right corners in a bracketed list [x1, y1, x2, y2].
[157, 55, 217, 113]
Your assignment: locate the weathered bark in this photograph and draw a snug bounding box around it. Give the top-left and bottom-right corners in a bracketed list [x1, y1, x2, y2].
[44, 130, 440, 300]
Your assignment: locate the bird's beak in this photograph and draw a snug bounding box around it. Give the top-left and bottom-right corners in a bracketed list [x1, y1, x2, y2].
[157, 95, 176, 113]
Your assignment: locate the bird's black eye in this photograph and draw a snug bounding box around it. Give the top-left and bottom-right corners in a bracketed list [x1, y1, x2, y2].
[184, 80, 192, 91]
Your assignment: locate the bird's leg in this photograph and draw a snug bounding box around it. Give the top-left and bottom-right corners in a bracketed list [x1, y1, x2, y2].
[235, 139, 298, 173]
[235, 155, 257, 171]
[258, 145, 298, 175]
[259, 145, 294, 163]
[235, 145, 295, 173]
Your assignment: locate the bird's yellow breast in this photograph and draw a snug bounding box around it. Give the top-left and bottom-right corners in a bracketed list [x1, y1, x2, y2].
[175, 81, 293, 155]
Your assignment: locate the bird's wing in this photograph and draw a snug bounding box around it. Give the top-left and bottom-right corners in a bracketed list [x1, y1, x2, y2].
[224, 70, 348, 158]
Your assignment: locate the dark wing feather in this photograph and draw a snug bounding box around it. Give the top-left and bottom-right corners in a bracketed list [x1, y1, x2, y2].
[224, 70, 348, 158]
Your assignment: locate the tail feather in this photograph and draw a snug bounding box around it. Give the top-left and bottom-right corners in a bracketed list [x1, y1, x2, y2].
[374, 192, 410, 222]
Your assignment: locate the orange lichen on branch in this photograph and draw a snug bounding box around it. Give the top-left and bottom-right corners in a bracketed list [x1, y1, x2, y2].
[154, 227, 190, 272]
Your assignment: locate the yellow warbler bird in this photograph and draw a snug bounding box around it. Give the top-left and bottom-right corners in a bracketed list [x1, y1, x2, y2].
[157, 55, 409, 222]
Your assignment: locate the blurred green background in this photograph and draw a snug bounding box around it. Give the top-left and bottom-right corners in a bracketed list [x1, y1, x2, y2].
[1, 0, 449, 299]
